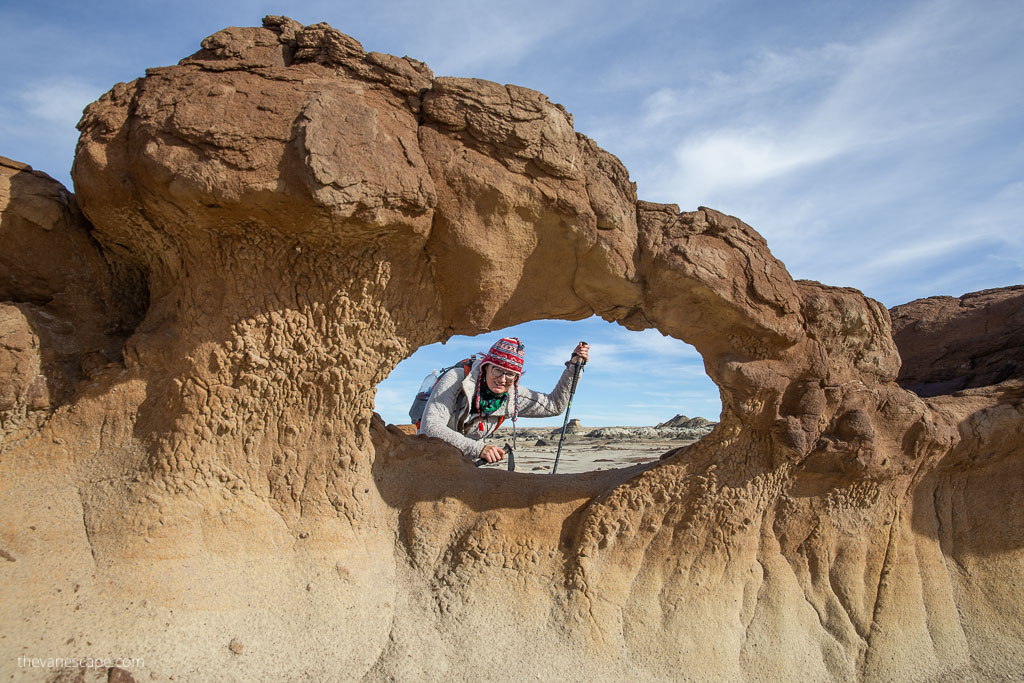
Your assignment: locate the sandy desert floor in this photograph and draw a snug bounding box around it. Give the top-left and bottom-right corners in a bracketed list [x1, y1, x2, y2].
[475, 438, 694, 474]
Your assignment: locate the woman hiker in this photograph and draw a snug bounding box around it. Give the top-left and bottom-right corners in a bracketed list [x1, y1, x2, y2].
[418, 337, 590, 464]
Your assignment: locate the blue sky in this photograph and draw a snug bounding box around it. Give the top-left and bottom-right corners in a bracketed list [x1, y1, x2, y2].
[2, 0, 1021, 426]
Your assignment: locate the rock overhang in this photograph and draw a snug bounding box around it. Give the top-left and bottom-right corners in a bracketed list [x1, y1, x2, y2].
[70, 18, 908, 463]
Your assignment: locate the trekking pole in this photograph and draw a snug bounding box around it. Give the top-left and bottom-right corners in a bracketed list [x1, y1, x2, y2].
[552, 342, 587, 475]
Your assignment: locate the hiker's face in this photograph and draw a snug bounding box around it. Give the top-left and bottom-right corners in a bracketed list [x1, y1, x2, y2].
[485, 364, 518, 393]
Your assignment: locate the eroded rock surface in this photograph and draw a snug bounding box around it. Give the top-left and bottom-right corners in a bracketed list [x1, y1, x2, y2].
[1, 17, 1021, 682]
[891, 286, 1024, 396]
[0, 157, 144, 438]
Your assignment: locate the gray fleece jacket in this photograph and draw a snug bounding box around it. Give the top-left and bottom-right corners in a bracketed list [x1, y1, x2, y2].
[417, 358, 578, 458]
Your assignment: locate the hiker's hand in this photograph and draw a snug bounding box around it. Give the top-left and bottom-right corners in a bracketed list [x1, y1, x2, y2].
[480, 445, 506, 463]
[571, 342, 590, 364]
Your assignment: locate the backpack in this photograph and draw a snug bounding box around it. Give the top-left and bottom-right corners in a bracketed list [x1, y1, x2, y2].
[408, 355, 506, 430]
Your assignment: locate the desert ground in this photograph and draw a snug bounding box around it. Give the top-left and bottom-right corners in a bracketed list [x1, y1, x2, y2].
[501, 438, 685, 474]
[393, 419, 714, 474]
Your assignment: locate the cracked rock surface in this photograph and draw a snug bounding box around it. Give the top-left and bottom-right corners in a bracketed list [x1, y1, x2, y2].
[1, 16, 1022, 682]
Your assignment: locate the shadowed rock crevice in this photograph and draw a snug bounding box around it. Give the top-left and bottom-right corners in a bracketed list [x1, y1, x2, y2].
[1, 16, 1022, 682]
[0, 157, 147, 439]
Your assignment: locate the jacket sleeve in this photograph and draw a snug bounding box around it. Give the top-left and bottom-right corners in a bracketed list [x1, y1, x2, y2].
[516, 362, 579, 418]
[418, 369, 485, 458]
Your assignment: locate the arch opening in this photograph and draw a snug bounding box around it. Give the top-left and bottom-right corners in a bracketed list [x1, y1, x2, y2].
[374, 316, 722, 473]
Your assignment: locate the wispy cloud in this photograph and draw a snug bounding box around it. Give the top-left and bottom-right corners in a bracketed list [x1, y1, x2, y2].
[370, 0, 584, 79]
[639, 43, 854, 130]
[20, 78, 102, 128]
[372, 385, 411, 421]
[0, 76, 105, 183]
[531, 327, 703, 370]
[647, 3, 1011, 205]
[597, 0, 1024, 306]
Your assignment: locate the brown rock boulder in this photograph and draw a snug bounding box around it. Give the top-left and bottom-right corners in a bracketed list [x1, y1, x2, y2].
[0, 156, 145, 436]
[891, 285, 1024, 396]
[0, 304, 53, 431]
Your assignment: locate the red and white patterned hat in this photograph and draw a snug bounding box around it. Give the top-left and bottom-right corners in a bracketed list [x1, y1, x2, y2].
[483, 337, 525, 376]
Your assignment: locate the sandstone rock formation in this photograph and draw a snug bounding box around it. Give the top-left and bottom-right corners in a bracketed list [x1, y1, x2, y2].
[1, 16, 1022, 682]
[891, 286, 1024, 396]
[0, 157, 144, 438]
[551, 418, 584, 435]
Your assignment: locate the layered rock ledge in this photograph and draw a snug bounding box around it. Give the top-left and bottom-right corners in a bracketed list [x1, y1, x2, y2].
[1, 17, 1022, 682]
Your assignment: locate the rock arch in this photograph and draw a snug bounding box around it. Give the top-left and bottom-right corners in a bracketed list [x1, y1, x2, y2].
[72, 16, 912, 487]
[1, 16, 1021, 681]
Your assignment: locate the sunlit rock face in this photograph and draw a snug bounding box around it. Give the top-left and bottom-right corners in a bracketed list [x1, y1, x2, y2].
[1, 16, 1021, 681]
[891, 286, 1024, 396]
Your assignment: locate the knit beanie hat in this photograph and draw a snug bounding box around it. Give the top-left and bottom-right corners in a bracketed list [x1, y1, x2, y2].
[482, 337, 525, 376]
[474, 337, 524, 430]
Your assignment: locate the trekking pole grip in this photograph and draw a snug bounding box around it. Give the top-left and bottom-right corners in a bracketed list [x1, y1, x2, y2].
[473, 443, 513, 468]
[574, 340, 588, 367]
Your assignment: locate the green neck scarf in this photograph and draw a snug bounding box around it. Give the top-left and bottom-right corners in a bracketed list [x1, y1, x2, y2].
[478, 383, 508, 416]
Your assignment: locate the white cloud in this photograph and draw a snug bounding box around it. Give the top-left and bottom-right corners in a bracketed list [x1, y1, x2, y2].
[634, 0, 1023, 210]
[379, 0, 582, 78]
[0, 78, 99, 185]
[639, 42, 854, 129]
[669, 130, 847, 201]
[526, 328, 703, 374]
[601, 0, 1024, 308]
[20, 78, 102, 128]
[607, 327, 702, 358]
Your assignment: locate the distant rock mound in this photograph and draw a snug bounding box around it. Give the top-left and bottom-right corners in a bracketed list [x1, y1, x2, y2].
[657, 414, 714, 430]
[549, 418, 583, 436]
[586, 423, 715, 441]
[586, 426, 660, 440]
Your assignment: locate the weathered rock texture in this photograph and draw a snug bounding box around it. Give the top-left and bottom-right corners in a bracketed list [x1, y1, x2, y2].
[891, 286, 1024, 396]
[1, 17, 1022, 682]
[0, 157, 144, 438]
